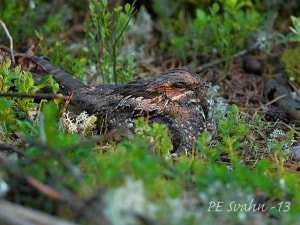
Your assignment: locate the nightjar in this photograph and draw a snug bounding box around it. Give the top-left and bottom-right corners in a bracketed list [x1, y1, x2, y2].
[30, 56, 216, 155]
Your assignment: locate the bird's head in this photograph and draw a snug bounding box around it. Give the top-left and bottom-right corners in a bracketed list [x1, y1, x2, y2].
[146, 69, 207, 105]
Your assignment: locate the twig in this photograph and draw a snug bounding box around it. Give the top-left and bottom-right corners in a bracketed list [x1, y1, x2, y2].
[265, 94, 287, 106]
[0, 92, 68, 100]
[25, 139, 85, 181]
[184, 34, 275, 72]
[0, 20, 15, 65]
[21, 137, 93, 197]
[26, 176, 69, 201]
[63, 126, 129, 153]
[0, 199, 79, 225]
[1, 155, 84, 212]
[197, 41, 260, 72]
[0, 143, 26, 157]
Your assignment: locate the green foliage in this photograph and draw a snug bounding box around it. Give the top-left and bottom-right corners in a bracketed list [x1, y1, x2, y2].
[0, 60, 16, 93]
[37, 40, 89, 82]
[1, 91, 299, 224]
[12, 102, 95, 212]
[198, 105, 249, 162]
[0, 60, 59, 111]
[88, 0, 136, 84]
[154, 0, 263, 66]
[280, 45, 300, 85]
[0, 98, 14, 134]
[289, 16, 300, 42]
[217, 105, 248, 138]
[86, 118, 173, 187]
[282, 15, 300, 85]
[1, 1, 90, 84]
[0, 1, 68, 45]
[0, 60, 58, 137]
[134, 117, 172, 156]
[151, 0, 185, 50]
[193, 2, 261, 59]
[0, 1, 37, 45]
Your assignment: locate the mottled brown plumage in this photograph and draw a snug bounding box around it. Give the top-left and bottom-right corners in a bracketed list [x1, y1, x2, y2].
[30, 56, 216, 155]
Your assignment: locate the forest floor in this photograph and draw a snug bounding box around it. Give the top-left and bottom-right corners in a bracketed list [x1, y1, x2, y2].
[1, 1, 300, 225]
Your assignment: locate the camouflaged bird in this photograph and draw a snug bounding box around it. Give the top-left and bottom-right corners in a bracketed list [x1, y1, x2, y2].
[29, 56, 216, 155]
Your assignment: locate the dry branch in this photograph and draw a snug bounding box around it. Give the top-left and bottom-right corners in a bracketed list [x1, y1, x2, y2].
[0, 199, 79, 225]
[0, 20, 15, 64]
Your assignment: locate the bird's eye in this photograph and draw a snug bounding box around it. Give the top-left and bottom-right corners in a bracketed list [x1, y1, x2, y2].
[173, 83, 186, 89]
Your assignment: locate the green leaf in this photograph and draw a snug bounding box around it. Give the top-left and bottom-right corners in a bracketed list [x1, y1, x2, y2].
[195, 9, 207, 22]
[125, 3, 131, 13]
[4, 60, 11, 68]
[291, 16, 300, 29]
[14, 65, 22, 75]
[0, 98, 14, 111]
[0, 98, 14, 123]
[210, 2, 220, 15]
[24, 72, 34, 91]
[102, 0, 107, 7]
[40, 101, 59, 145]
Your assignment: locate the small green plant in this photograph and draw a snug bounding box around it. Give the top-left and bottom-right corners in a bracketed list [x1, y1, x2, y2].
[151, 0, 186, 51]
[280, 16, 300, 85]
[191, 2, 262, 61]
[198, 105, 249, 161]
[83, 117, 179, 192]
[2, 101, 95, 212]
[133, 117, 172, 156]
[155, 1, 263, 67]
[280, 45, 300, 84]
[0, 1, 37, 45]
[0, 61, 59, 110]
[88, 0, 136, 84]
[0, 60, 59, 137]
[0, 1, 71, 47]
[36, 39, 90, 82]
[289, 16, 300, 42]
[0, 98, 14, 134]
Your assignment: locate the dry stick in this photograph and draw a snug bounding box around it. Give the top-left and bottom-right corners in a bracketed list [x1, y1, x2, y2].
[0, 143, 26, 157]
[184, 35, 275, 72]
[197, 42, 259, 72]
[0, 20, 15, 65]
[23, 137, 93, 198]
[0, 199, 79, 225]
[26, 177, 69, 201]
[253, 94, 288, 111]
[0, 92, 68, 100]
[265, 94, 288, 106]
[1, 156, 84, 217]
[26, 140, 85, 180]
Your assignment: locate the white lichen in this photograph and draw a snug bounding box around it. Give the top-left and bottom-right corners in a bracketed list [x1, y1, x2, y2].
[269, 129, 285, 139]
[0, 179, 9, 197]
[207, 84, 229, 120]
[104, 177, 157, 225]
[266, 129, 295, 158]
[60, 111, 97, 136]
